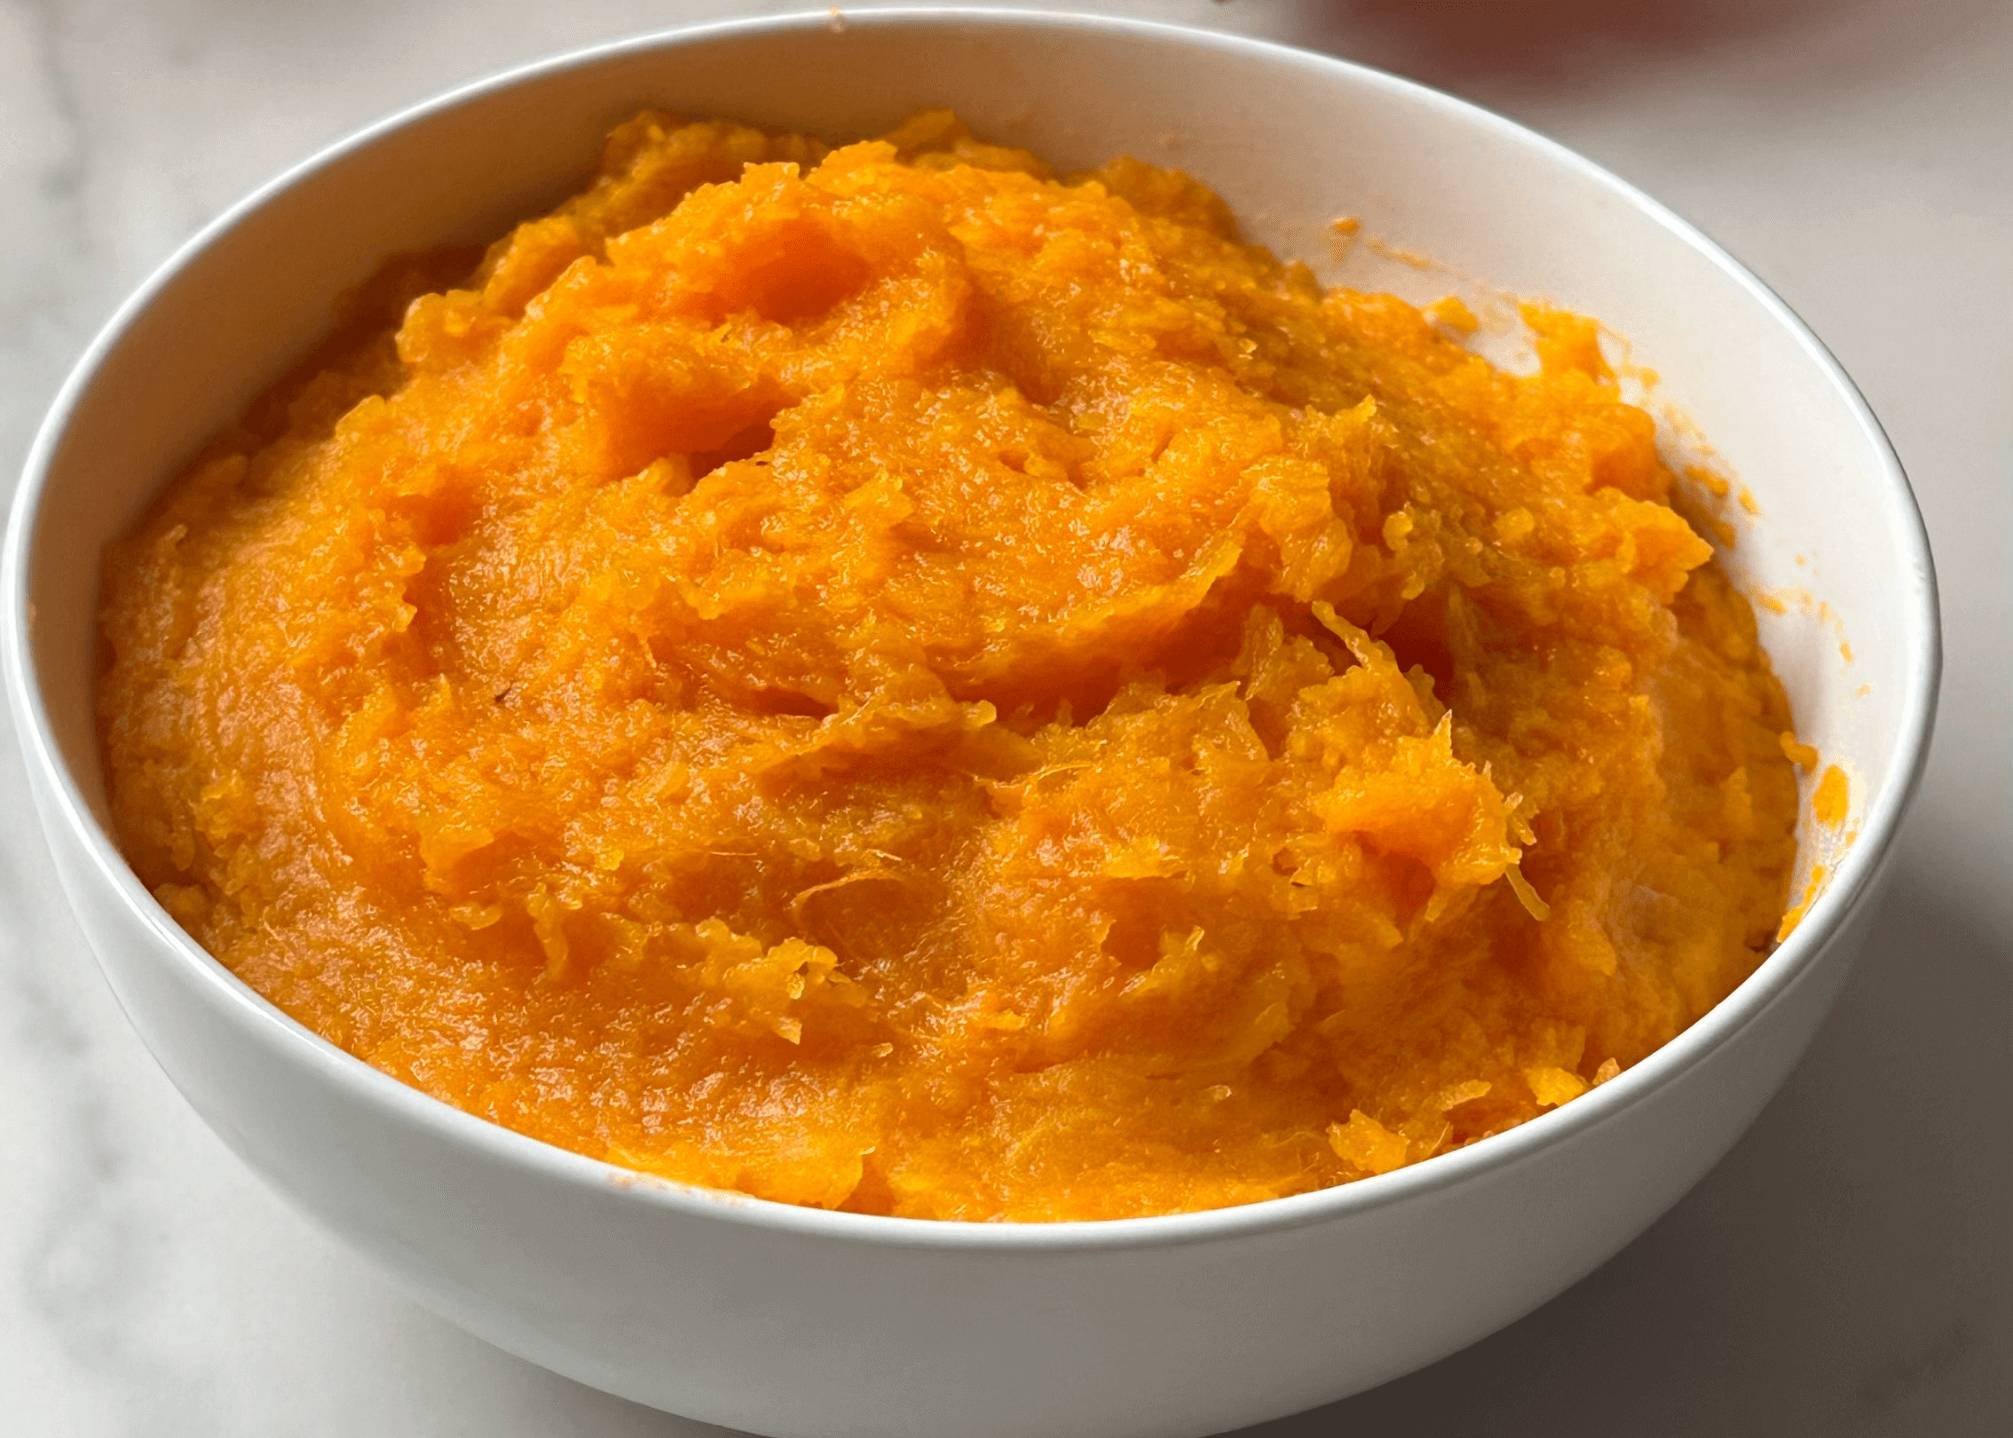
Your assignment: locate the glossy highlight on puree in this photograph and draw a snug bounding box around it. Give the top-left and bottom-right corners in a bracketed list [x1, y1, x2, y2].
[97, 110, 1803, 1222]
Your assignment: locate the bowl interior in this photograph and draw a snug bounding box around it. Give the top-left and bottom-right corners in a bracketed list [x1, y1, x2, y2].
[10, 8, 1932, 1093]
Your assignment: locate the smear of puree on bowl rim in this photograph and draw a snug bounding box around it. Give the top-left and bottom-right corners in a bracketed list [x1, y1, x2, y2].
[98, 110, 1803, 1221]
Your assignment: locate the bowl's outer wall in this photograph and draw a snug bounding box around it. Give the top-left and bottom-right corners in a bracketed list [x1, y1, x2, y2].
[25, 747, 1894, 1437]
[4, 11, 1938, 1438]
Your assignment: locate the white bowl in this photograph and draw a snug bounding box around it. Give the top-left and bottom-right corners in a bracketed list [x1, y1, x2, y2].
[1, 10, 1939, 1437]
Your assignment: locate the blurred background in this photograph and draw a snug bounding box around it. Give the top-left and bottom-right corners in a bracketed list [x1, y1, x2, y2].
[2, 2, 2007, 1433]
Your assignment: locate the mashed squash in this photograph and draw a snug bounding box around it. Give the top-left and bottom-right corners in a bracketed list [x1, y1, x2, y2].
[98, 111, 1800, 1220]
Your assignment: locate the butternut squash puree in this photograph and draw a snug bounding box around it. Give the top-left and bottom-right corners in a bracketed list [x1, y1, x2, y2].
[98, 111, 1801, 1221]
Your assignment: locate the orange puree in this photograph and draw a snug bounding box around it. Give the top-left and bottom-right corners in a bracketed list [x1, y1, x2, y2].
[98, 111, 1801, 1221]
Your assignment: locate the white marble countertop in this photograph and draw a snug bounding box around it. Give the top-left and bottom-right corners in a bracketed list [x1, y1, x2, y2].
[3, 1, 2008, 1433]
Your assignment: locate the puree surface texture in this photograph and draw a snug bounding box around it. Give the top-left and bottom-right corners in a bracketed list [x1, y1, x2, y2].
[99, 112, 1800, 1221]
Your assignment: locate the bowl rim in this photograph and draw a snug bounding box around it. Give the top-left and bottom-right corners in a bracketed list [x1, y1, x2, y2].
[0, 4, 1942, 1254]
